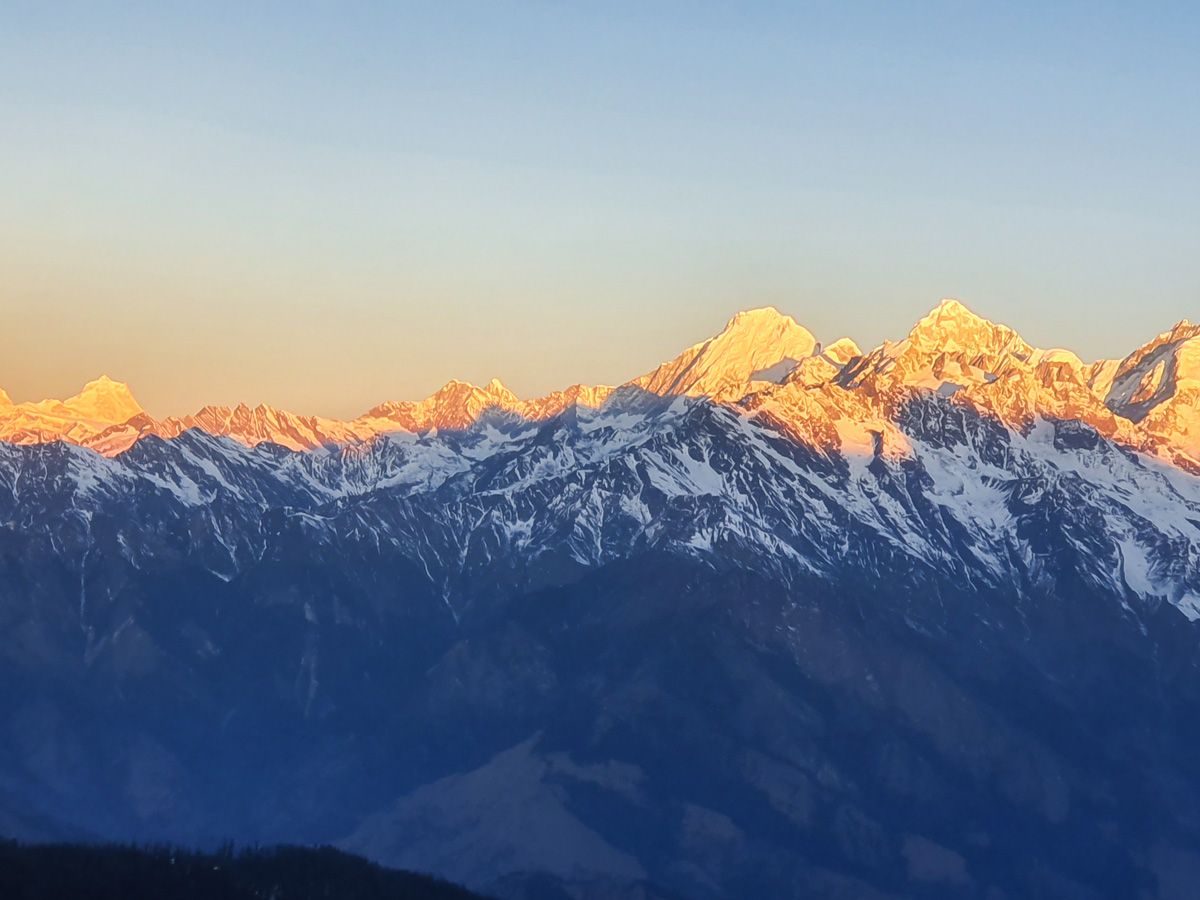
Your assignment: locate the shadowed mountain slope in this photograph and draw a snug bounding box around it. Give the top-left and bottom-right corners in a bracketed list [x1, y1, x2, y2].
[2, 303, 1200, 898]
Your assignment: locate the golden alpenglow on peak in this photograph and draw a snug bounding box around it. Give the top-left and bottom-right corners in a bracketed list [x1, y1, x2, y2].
[483, 378, 520, 403]
[62, 375, 145, 424]
[831, 298, 1040, 397]
[905, 299, 1022, 351]
[633, 306, 819, 400]
[0, 375, 148, 449]
[931, 297, 973, 316]
[1103, 319, 1200, 463]
[5, 300, 1200, 472]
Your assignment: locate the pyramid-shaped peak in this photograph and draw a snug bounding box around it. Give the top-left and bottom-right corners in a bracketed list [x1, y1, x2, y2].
[0, 386, 11, 408]
[63, 375, 144, 423]
[920, 298, 990, 326]
[483, 378, 519, 401]
[906, 299, 1025, 350]
[937, 297, 970, 312]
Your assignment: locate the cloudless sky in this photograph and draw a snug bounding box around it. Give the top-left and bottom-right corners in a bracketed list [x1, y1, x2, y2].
[1, 1, 1197, 417]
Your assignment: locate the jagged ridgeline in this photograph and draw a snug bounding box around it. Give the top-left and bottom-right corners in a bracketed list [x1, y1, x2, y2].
[0, 841, 485, 899]
[2, 302, 1200, 899]
[3, 301, 1198, 468]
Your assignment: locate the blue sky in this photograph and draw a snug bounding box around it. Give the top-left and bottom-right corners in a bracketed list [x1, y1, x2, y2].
[1, 2, 1197, 417]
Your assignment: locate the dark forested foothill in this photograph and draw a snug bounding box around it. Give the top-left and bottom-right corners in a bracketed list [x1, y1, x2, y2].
[0, 840, 488, 900]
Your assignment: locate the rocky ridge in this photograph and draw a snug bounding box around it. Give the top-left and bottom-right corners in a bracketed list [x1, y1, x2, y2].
[3, 301, 1199, 472]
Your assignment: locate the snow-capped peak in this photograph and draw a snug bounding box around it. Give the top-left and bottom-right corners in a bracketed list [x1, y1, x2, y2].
[62, 375, 144, 424]
[721, 306, 813, 344]
[633, 306, 818, 399]
[904, 299, 1030, 358]
[928, 297, 974, 318]
[1102, 319, 1200, 465]
[6, 301, 1200, 472]
[822, 337, 862, 363]
[483, 378, 518, 403]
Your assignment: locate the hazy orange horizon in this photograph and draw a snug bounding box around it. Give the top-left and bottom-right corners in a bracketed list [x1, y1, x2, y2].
[5, 296, 1194, 422]
[3, 4, 1197, 419]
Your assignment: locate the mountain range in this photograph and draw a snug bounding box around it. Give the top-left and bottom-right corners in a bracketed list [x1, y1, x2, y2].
[5, 301, 1198, 471]
[2, 300, 1200, 899]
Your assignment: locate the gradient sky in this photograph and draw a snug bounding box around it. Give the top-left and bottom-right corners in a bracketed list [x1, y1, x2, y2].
[2, 1, 1197, 418]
